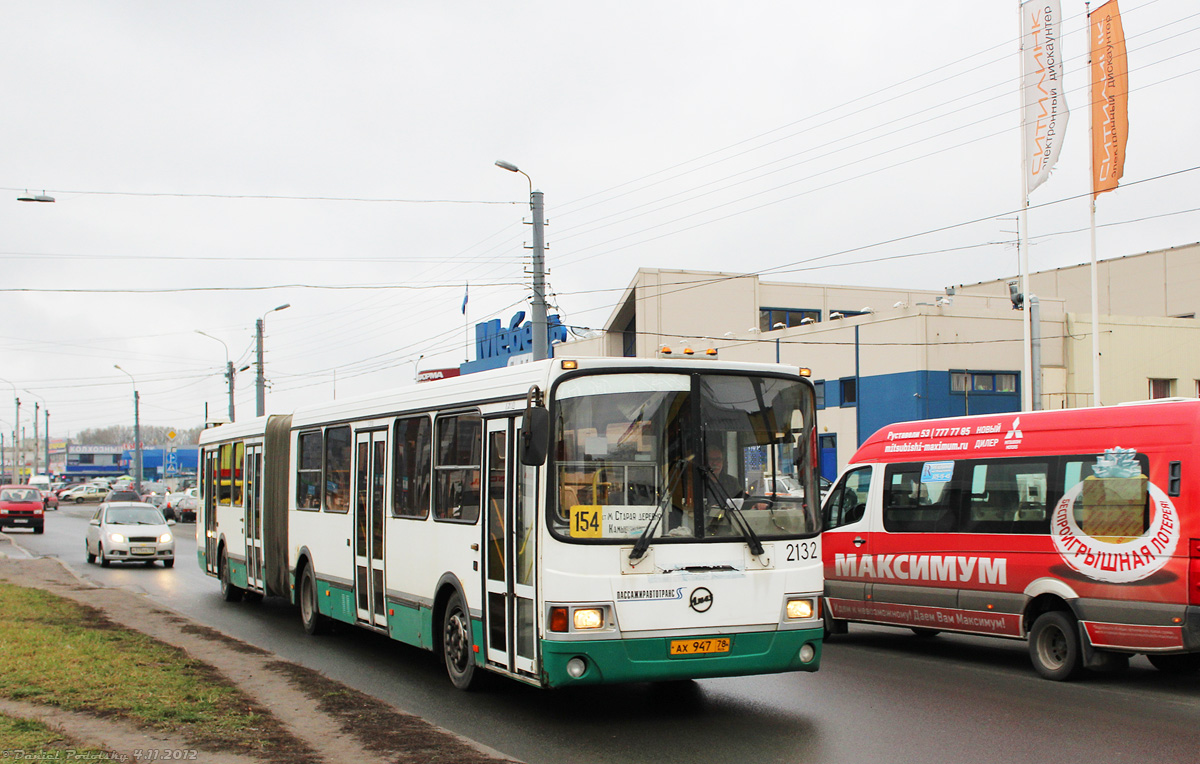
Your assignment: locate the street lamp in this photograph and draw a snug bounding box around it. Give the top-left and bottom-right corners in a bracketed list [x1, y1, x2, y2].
[256, 304, 290, 417]
[23, 390, 48, 479]
[113, 365, 143, 494]
[196, 330, 236, 422]
[0, 376, 18, 484]
[16, 190, 55, 203]
[495, 160, 549, 362]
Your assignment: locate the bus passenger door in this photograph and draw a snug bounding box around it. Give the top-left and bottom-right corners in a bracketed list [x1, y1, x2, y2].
[244, 444, 264, 592]
[353, 429, 388, 629]
[483, 416, 539, 677]
[203, 449, 218, 575]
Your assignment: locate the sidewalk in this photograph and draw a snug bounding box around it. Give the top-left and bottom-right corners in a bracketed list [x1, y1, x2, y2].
[0, 536, 518, 764]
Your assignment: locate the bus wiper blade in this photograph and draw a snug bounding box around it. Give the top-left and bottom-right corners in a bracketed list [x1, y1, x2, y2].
[629, 457, 691, 562]
[698, 466, 766, 558]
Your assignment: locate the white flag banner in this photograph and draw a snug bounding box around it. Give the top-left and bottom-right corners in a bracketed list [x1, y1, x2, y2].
[1021, 0, 1069, 194]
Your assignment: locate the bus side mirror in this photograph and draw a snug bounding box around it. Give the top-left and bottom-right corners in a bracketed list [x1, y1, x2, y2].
[520, 406, 549, 466]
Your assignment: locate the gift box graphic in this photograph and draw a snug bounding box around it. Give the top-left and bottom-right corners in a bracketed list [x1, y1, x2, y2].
[1079, 448, 1147, 543]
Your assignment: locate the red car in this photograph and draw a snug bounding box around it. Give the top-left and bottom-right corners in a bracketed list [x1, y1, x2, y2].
[0, 485, 45, 533]
[41, 490, 59, 511]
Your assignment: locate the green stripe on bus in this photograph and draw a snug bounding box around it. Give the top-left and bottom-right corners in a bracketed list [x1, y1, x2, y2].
[540, 629, 823, 688]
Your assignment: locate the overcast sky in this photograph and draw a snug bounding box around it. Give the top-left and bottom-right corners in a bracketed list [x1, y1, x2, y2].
[1, 0, 1197, 441]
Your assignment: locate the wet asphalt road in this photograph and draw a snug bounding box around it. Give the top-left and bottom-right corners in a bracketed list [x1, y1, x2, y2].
[5, 505, 1199, 764]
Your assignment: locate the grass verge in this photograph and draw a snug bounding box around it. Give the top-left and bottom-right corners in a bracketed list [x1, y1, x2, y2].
[0, 712, 109, 760]
[0, 581, 313, 760]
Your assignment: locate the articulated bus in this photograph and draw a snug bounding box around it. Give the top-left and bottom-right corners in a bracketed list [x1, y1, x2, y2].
[822, 399, 1200, 680]
[198, 357, 824, 689]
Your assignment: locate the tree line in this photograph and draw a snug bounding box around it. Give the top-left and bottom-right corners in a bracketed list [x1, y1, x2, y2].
[72, 424, 204, 446]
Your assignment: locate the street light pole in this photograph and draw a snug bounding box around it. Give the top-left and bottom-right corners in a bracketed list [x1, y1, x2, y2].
[113, 365, 142, 494]
[23, 390, 48, 479]
[196, 330, 236, 422]
[0, 377, 18, 484]
[495, 160, 549, 361]
[256, 304, 290, 417]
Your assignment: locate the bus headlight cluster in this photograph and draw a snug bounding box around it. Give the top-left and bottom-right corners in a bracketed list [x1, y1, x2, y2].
[786, 598, 815, 620]
[573, 608, 605, 630]
[799, 644, 816, 663]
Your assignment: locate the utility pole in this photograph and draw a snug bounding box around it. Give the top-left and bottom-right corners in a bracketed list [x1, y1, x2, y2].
[32, 403, 38, 476]
[133, 389, 142, 492]
[530, 189, 548, 362]
[494, 160, 549, 361]
[256, 304, 290, 417]
[255, 318, 266, 417]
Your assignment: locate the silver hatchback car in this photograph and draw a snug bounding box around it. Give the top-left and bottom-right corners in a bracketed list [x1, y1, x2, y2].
[85, 502, 176, 568]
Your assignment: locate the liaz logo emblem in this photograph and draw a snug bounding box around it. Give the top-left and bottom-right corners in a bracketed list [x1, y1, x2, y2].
[689, 587, 713, 613]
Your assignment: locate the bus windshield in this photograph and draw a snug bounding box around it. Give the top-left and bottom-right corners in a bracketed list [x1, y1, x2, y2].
[551, 371, 819, 544]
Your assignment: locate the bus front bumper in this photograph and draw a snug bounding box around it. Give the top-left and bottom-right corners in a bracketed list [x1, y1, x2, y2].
[540, 627, 823, 688]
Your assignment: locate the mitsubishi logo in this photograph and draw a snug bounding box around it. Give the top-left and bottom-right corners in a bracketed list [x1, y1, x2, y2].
[689, 587, 713, 613]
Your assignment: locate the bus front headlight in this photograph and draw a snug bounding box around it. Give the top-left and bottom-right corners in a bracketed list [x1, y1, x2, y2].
[786, 598, 815, 620]
[573, 608, 604, 630]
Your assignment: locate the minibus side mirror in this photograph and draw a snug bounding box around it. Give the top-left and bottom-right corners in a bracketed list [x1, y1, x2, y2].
[520, 406, 549, 466]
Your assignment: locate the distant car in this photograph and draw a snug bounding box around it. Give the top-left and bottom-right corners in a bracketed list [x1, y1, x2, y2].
[40, 490, 59, 511]
[61, 484, 109, 504]
[751, 475, 831, 501]
[173, 494, 199, 523]
[85, 502, 176, 567]
[0, 485, 45, 533]
[105, 488, 143, 503]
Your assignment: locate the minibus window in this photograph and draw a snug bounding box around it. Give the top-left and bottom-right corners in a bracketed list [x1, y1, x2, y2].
[825, 467, 871, 530]
[964, 460, 1051, 534]
[883, 463, 959, 533]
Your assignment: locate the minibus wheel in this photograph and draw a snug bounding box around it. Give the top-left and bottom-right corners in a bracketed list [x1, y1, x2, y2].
[1147, 653, 1200, 675]
[1029, 611, 1082, 680]
[910, 628, 941, 638]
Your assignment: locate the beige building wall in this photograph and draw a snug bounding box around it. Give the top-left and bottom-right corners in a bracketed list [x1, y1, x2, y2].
[553, 249, 1198, 474]
[957, 242, 1200, 318]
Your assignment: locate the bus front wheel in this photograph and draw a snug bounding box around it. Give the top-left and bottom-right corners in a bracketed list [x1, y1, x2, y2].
[442, 592, 478, 690]
[1029, 611, 1082, 681]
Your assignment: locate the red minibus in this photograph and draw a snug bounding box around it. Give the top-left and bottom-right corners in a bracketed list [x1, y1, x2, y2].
[822, 399, 1198, 680]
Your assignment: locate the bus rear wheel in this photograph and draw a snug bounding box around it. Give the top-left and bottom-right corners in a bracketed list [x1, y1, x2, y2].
[1029, 611, 1082, 681]
[442, 592, 478, 690]
[219, 550, 243, 602]
[300, 565, 325, 635]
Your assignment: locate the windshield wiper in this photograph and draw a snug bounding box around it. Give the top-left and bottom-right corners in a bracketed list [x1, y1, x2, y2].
[698, 466, 766, 557]
[629, 457, 691, 562]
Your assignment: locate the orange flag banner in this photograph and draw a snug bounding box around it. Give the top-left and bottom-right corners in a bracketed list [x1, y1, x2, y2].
[1091, 0, 1128, 198]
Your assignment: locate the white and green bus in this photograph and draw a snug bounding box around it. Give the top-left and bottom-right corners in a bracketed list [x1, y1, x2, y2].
[198, 356, 824, 689]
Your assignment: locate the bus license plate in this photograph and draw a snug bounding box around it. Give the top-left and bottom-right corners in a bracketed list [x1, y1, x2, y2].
[670, 637, 731, 656]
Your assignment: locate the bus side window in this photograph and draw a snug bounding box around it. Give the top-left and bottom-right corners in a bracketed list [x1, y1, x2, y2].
[434, 412, 482, 523]
[296, 431, 323, 510]
[825, 467, 871, 530]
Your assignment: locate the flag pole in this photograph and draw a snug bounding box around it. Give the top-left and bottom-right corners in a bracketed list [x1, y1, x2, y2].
[1018, 2, 1033, 413]
[1087, 2, 1103, 407]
